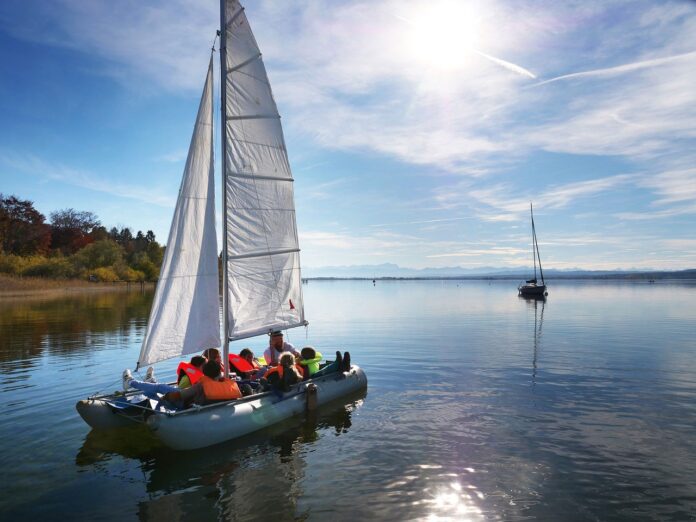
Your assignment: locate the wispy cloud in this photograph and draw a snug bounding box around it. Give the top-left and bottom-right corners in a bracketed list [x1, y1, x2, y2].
[0, 0, 217, 92]
[461, 174, 636, 220]
[0, 152, 175, 207]
[427, 246, 527, 258]
[299, 178, 347, 200]
[154, 149, 187, 163]
[369, 216, 471, 228]
[616, 168, 696, 220]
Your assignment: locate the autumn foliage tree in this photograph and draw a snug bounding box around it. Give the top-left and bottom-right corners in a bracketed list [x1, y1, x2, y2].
[0, 195, 165, 281]
[49, 209, 101, 254]
[0, 194, 51, 255]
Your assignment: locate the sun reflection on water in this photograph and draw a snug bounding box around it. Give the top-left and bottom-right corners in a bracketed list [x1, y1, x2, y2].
[404, 465, 486, 521]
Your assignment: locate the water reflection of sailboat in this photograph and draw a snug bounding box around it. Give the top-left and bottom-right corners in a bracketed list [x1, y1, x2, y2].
[75, 392, 365, 519]
[529, 297, 545, 390]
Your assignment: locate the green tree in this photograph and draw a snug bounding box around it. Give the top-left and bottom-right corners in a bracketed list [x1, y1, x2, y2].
[72, 240, 124, 271]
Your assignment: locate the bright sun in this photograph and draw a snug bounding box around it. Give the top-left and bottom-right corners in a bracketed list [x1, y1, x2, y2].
[402, 1, 483, 70]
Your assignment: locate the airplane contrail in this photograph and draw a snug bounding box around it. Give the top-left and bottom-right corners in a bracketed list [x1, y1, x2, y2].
[472, 49, 536, 79]
[535, 50, 696, 86]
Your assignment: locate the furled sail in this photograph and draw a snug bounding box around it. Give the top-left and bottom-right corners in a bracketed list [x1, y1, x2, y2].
[222, 0, 306, 341]
[137, 59, 220, 367]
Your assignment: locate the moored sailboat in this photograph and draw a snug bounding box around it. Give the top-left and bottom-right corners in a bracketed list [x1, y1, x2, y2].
[76, 0, 367, 450]
[518, 203, 548, 297]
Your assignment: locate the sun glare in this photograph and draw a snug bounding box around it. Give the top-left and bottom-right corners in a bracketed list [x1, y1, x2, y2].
[403, 1, 482, 70]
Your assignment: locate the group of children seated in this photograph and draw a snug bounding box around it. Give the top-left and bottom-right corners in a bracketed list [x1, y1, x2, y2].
[122, 342, 351, 411]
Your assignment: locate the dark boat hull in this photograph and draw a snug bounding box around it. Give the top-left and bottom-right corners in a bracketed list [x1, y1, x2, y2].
[518, 283, 547, 296]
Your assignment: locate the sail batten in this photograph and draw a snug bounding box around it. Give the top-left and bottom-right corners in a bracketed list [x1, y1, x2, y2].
[137, 58, 220, 368]
[227, 114, 280, 121]
[228, 53, 262, 72]
[229, 247, 300, 261]
[228, 173, 293, 182]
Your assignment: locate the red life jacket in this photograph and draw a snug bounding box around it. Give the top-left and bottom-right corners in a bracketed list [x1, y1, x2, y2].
[229, 353, 256, 374]
[176, 361, 203, 386]
[199, 376, 242, 401]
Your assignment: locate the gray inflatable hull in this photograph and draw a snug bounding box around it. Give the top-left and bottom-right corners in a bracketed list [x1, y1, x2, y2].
[77, 366, 367, 450]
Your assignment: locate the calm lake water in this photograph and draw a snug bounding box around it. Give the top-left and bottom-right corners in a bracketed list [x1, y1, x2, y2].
[1, 280, 696, 521]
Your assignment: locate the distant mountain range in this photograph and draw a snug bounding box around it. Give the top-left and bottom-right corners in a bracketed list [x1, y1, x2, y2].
[303, 263, 696, 280]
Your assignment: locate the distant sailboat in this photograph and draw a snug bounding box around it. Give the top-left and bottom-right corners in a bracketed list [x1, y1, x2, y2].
[76, 0, 367, 450]
[518, 203, 548, 297]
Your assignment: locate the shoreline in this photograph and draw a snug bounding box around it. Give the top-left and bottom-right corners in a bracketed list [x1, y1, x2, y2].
[0, 274, 156, 298]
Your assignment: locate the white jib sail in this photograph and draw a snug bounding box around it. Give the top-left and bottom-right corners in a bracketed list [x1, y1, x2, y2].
[223, 0, 306, 341]
[137, 58, 220, 367]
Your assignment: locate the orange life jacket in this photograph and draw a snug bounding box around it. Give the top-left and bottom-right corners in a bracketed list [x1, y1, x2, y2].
[265, 364, 303, 381]
[176, 362, 203, 386]
[199, 375, 242, 401]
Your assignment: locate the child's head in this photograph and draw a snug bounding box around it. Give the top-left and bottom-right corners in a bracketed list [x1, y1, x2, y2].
[202, 360, 221, 378]
[239, 348, 254, 362]
[301, 346, 316, 360]
[202, 348, 221, 362]
[279, 352, 295, 368]
[190, 355, 206, 369]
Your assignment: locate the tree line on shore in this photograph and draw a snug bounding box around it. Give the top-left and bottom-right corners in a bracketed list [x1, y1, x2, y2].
[0, 194, 164, 282]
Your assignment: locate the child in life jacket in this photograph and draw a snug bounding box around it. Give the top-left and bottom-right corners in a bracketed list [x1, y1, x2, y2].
[176, 355, 207, 389]
[202, 348, 223, 373]
[165, 360, 250, 407]
[262, 352, 303, 392]
[229, 348, 267, 380]
[298, 348, 352, 379]
[297, 346, 323, 379]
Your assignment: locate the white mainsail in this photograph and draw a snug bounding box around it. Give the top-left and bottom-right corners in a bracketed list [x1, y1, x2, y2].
[222, 0, 306, 341]
[137, 58, 220, 368]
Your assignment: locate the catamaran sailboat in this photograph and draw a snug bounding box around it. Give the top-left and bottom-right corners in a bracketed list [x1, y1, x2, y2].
[518, 203, 548, 297]
[76, 0, 367, 450]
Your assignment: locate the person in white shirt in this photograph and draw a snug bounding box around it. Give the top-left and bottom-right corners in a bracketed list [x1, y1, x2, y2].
[263, 330, 300, 366]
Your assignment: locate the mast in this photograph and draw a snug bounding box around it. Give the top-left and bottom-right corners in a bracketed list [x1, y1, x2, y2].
[530, 202, 537, 281]
[219, 0, 230, 376]
[531, 203, 545, 285]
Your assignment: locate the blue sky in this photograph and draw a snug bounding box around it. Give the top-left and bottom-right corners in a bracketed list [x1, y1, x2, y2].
[0, 0, 694, 271]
